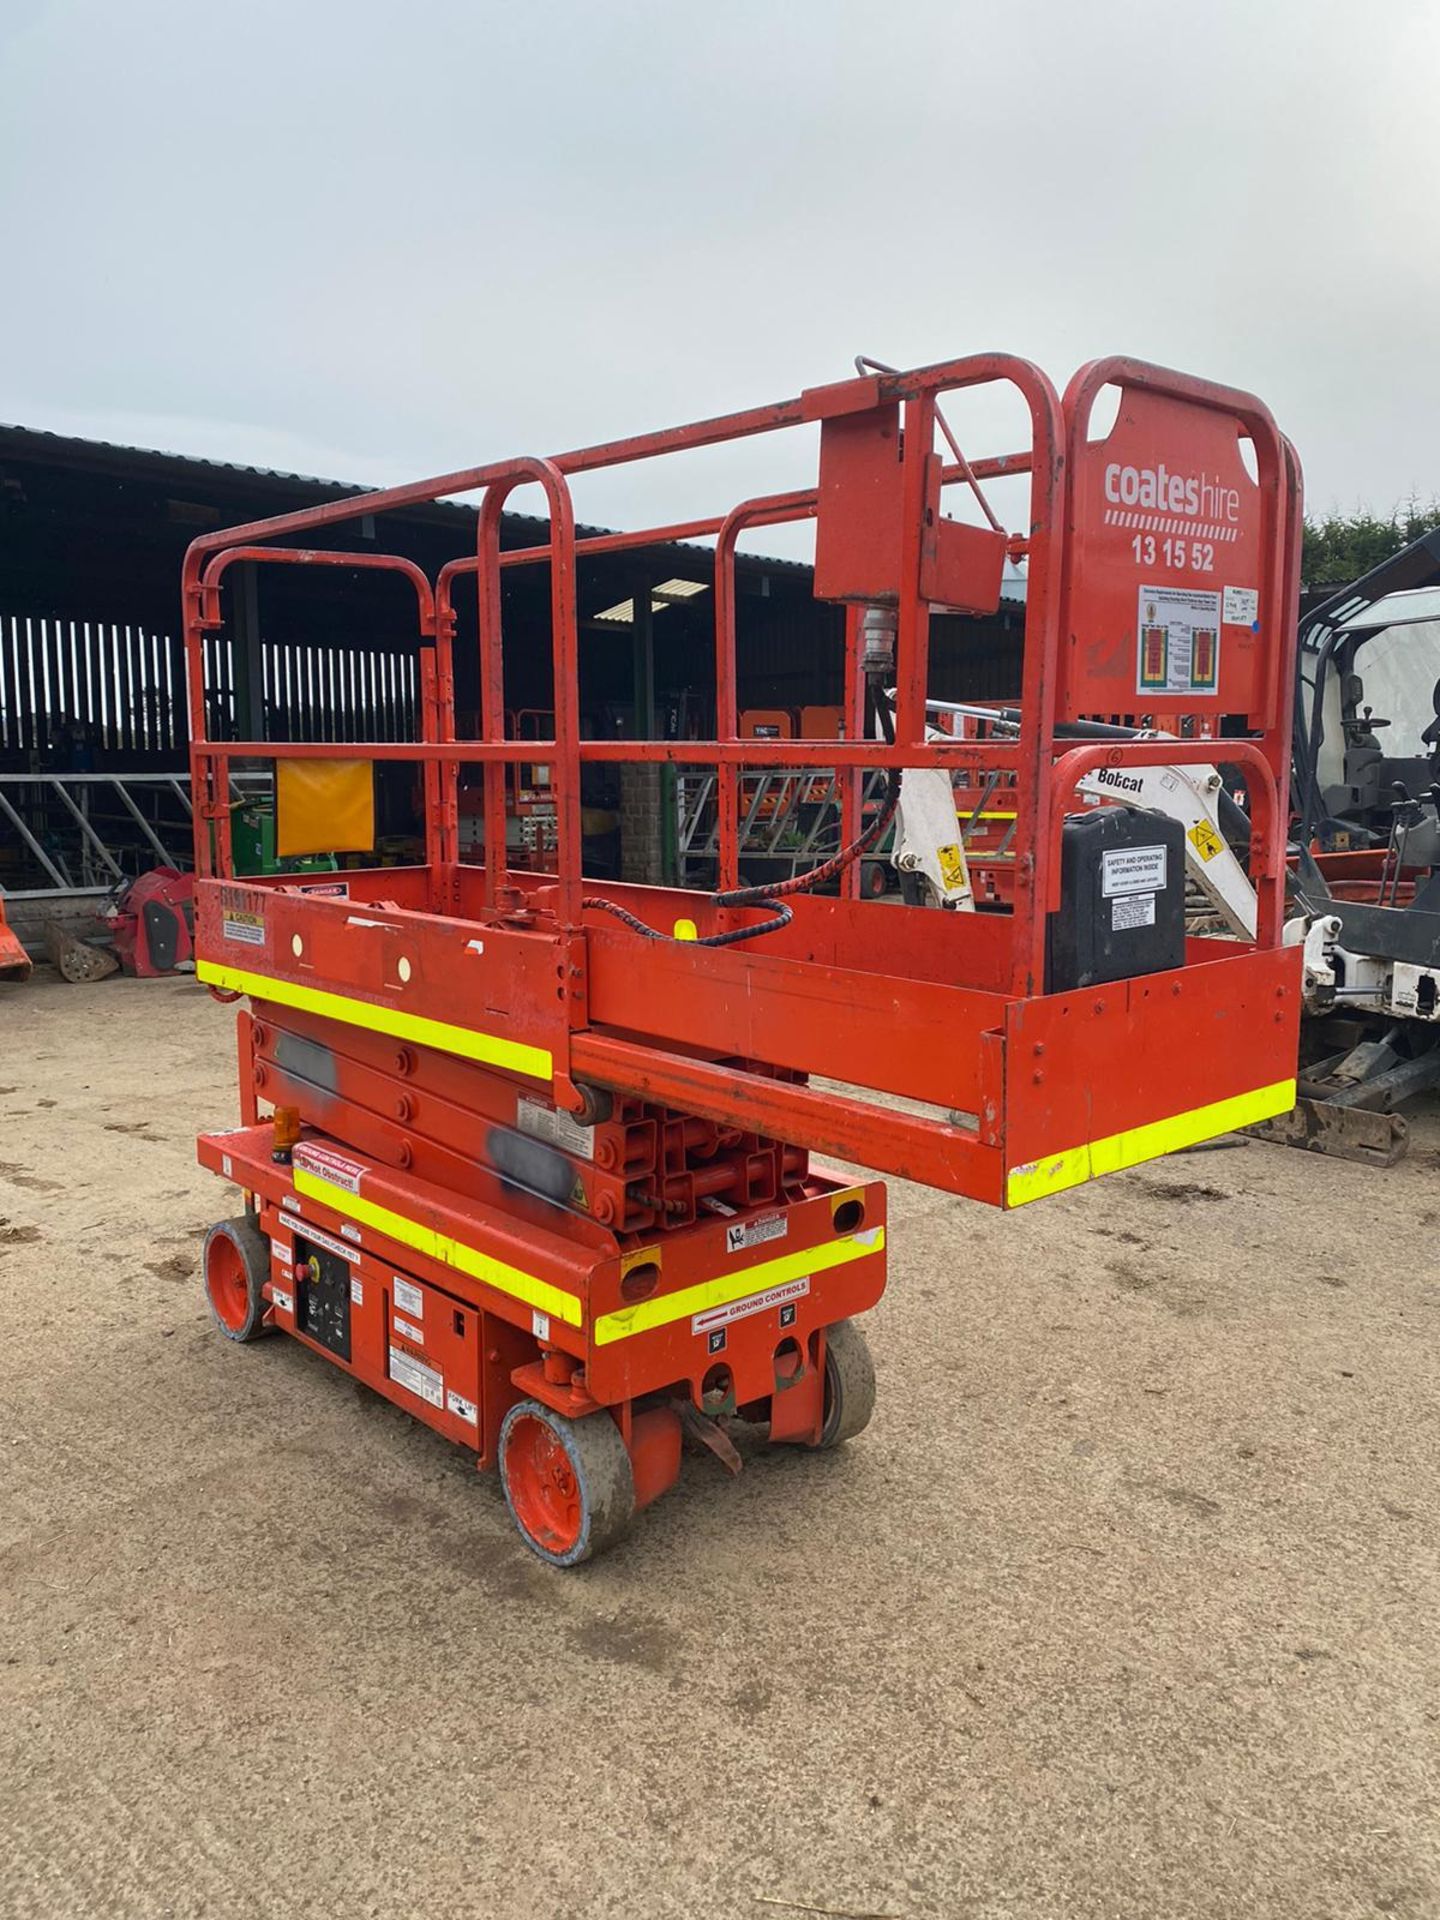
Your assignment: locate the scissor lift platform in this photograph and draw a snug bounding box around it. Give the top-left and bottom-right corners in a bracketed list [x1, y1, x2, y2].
[186, 353, 1304, 1562]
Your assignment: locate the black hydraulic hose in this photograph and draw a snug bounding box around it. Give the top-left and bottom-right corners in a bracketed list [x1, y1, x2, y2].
[583, 684, 902, 947]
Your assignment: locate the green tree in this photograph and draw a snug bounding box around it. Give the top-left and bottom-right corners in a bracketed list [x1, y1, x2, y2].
[1303, 497, 1440, 589]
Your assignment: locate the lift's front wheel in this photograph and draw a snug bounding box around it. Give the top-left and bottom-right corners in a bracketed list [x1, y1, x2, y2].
[816, 1320, 876, 1449]
[203, 1214, 273, 1344]
[498, 1402, 636, 1567]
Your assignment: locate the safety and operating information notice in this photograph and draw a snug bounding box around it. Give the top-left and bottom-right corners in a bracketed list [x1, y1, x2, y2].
[1137, 584, 1221, 695]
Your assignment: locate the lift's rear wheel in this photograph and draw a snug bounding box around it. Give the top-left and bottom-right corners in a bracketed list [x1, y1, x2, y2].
[817, 1319, 876, 1448]
[203, 1214, 273, 1344]
[498, 1402, 635, 1567]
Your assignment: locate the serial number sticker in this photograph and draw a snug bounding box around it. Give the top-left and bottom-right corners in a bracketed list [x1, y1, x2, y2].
[1112, 893, 1156, 931]
[1222, 584, 1258, 626]
[349, 1275, 364, 1306]
[516, 1097, 595, 1161]
[393, 1314, 424, 1346]
[1137, 584, 1221, 695]
[388, 1345, 444, 1410]
[446, 1390, 479, 1426]
[393, 1277, 423, 1319]
[1101, 845, 1168, 897]
[692, 1276, 810, 1338]
[726, 1213, 787, 1255]
[292, 1142, 366, 1194]
[271, 1287, 294, 1315]
[222, 912, 266, 948]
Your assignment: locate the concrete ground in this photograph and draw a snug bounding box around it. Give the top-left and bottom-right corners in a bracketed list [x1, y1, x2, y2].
[2, 969, 1438, 1920]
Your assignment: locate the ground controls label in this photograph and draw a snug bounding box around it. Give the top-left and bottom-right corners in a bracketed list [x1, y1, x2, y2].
[726, 1213, 787, 1255]
[692, 1275, 810, 1337]
[1222, 584, 1258, 626]
[446, 1390, 478, 1426]
[1101, 846, 1168, 897]
[389, 1345, 443, 1409]
[1137, 585, 1221, 695]
[393, 1276, 423, 1319]
[516, 1097, 595, 1161]
[1112, 894, 1156, 931]
[222, 912, 266, 948]
[293, 1141, 366, 1194]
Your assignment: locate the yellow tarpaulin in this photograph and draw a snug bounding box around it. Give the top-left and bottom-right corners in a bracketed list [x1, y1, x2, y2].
[275, 758, 375, 857]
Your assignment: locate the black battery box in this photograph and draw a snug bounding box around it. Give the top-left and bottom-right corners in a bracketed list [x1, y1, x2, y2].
[1045, 807, 1186, 992]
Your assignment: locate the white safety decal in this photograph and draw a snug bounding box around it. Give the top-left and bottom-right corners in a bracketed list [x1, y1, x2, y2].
[1101, 845, 1167, 898]
[291, 1218, 360, 1265]
[393, 1277, 423, 1319]
[446, 1390, 479, 1426]
[517, 1097, 595, 1161]
[293, 1141, 366, 1194]
[389, 1345, 443, 1409]
[394, 1315, 424, 1346]
[1112, 893, 1157, 931]
[271, 1287, 294, 1314]
[726, 1213, 787, 1255]
[692, 1275, 810, 1336]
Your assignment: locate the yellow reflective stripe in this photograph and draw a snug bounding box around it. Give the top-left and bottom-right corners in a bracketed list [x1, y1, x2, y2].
[291, 1166, 582, 1327]
[197, 959, 552, 1081]
[1005, 1078, 1296, 1208]
[593, 1226, 885, 1347]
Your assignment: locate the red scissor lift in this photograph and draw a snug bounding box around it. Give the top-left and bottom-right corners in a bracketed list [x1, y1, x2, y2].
[189, 355, 1303, 1564]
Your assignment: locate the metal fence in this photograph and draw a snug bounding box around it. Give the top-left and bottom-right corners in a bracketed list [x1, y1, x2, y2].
[0, 614, 422, 766]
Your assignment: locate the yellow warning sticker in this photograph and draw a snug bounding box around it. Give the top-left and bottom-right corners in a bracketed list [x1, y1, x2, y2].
[937, 843, 968, 889]
[1187, 820, 1224, 863]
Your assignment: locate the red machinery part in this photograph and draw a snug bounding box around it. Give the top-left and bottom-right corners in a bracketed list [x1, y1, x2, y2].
[0, 897, 32, 982]
[109, 868, 194, 976]
[182, 352, 1304, 1563]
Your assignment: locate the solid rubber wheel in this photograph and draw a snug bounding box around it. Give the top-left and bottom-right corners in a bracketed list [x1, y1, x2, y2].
[498, 1401, 635, 1568]
[817, 1320, 876, 1449]
[203, 1214, 273, 1344]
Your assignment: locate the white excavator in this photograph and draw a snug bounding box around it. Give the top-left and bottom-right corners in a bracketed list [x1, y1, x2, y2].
[891, 698, 1256, 939]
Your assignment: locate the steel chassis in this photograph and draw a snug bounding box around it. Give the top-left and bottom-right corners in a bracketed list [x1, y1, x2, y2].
[187, 354, 1304, 1563]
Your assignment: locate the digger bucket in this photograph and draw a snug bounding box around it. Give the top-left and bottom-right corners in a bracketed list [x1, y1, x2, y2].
[0, 899, 32, 982]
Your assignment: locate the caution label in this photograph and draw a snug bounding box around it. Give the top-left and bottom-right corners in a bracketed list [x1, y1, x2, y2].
[726, 1213, 787, 1255]
[936, 843, 969, 891]
[222, 912, 266, 948]
[1187, 819, 1225, 863]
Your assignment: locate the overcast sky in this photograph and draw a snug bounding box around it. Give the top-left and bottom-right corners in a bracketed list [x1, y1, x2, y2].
[3, 0, 1438, 548]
